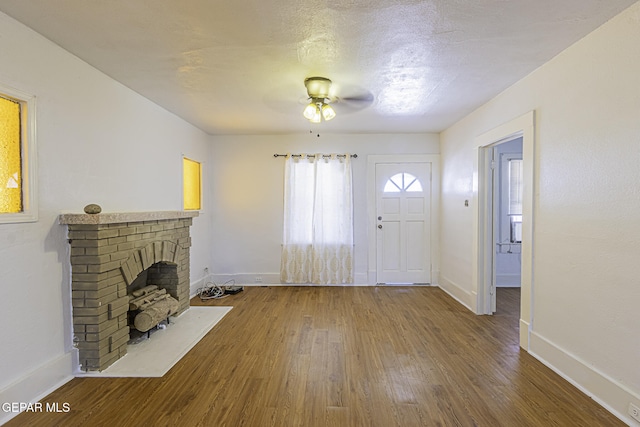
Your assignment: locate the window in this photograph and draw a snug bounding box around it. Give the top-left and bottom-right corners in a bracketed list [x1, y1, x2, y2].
[508, 158, 523, 243]
[383, 173, 423, 193]
[183, 157, 201, 210]
[0, 96, 21, 213]
[280, 154, 354, 284]
[0, 85, 37, 223]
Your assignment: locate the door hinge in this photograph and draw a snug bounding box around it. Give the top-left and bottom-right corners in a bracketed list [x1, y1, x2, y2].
[490, 160, 496, 170]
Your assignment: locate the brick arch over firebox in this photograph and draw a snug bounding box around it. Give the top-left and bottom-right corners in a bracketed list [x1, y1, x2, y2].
[120, 240, 180, 286]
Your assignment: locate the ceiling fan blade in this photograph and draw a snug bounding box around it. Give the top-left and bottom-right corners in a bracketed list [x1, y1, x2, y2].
[330, 81, 374, 112]
[334, 89, 374, 113]
[340, 93, 374, 103]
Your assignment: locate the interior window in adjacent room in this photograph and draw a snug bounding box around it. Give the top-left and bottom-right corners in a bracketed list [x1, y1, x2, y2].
[183, 157, 202, 210]
[508, 158, 523, 243]
[0, 85, 37, 223]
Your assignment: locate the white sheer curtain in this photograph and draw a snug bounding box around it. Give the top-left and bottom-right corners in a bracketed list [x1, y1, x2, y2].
[280, 153, 354, 284]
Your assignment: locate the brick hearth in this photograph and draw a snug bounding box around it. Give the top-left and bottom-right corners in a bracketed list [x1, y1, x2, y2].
[59, 211, 198, 371]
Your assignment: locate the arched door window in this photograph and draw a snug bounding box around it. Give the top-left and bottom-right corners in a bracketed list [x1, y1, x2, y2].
[383, 173, 423, 193]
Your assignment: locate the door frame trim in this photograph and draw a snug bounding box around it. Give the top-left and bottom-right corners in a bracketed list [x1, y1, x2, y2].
[367, 154, 440, 286]
[473, 111, 535, 350]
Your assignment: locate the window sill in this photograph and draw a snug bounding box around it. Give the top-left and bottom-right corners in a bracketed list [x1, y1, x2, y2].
[0, 211, 38, 224]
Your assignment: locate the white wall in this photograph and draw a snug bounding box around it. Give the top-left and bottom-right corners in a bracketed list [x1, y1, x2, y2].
[440, 2, 640, 423]
[208, 133, 439, 285]
[0, 12, 212, 422]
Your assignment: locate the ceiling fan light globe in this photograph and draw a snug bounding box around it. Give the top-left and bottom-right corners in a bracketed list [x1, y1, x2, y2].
[303, 103, 319, 120]
[322, 104, 336, 121]
[310, 109, 322, 123]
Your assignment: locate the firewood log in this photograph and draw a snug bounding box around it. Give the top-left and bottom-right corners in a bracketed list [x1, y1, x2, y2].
[138, 293, 170, 311]
[133, 296, 179, 332]
[131, 285, 159, 298]
[129, 288, 167, 310]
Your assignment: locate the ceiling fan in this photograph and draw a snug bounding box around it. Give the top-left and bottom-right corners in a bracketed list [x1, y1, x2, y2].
[301, 76, 373, 123]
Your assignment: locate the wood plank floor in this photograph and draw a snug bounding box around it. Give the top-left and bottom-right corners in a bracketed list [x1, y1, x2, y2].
[6, 286, 622, 426]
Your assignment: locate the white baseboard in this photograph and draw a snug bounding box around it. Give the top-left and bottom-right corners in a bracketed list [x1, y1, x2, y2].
[354, 272, 368, 284]
[430, 269, 440, 286]
[437, 275, 474, 312]
[208, 273, 280, 285]
[208, 272, 370, 286]
[190, 274, 210, 297]
[529, 331, 640, 426]
[0, 352, 74, 425]
[496, 273, 521, 287]
[367, 270, 376, 285]
[519, 319, 530, 350]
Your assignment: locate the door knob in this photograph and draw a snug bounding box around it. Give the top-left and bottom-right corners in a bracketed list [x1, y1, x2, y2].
[378, 216, 382, 220]
[378, 224, 383, 229]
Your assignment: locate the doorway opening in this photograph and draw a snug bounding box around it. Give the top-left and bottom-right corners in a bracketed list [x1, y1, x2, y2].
[473, 111, 535, 350]
[491, 137, 523, 317]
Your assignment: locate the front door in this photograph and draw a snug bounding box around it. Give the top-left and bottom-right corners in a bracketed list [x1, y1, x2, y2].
[375, 163, 431, 284]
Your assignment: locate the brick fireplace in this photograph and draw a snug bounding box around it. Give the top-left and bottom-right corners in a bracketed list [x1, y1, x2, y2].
[59, 211, 198, 371]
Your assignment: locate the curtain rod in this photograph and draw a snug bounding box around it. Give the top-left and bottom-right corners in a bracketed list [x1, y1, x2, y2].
[273, 153, 358, 159]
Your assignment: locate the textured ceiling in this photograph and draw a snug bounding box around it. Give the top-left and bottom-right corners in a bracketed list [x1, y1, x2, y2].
[0, 0, 636, 135]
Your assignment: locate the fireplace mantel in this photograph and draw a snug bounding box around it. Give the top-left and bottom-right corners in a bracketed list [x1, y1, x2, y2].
[59, 210, 198, 225]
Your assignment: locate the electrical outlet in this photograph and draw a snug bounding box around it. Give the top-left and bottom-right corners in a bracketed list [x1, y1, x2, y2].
[629, 403, 640, 422]
[255, 276, 263, 283]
